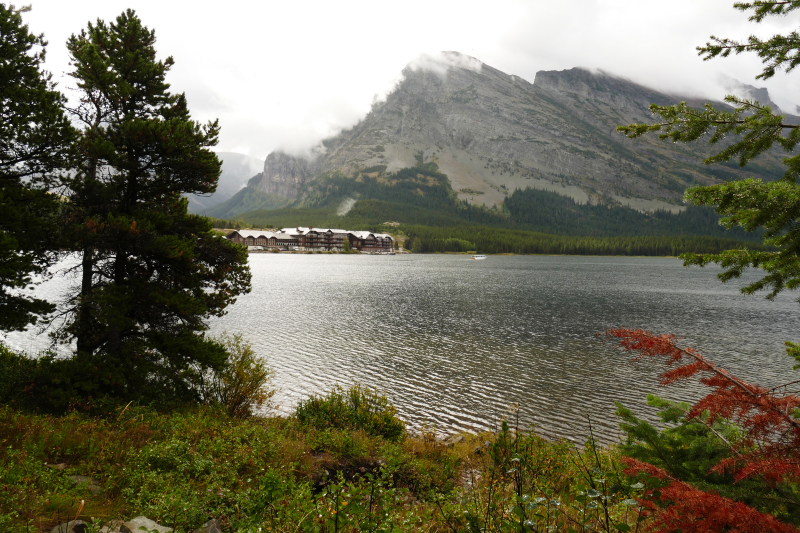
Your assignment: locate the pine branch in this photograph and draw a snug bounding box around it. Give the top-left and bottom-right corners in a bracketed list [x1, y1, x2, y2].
[606, 329, 800, 482]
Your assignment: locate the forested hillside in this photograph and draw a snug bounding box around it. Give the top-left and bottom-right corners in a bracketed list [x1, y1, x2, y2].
[234, 162, 757, 236]
[218, 161, 761, 255]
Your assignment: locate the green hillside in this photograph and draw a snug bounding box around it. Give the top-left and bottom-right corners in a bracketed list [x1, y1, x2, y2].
[210, 162, 761, 256]
[234, 164, 754, 234]
[203, 187, 293, 219]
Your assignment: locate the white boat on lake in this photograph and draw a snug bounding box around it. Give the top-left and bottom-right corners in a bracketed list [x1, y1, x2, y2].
[471, 255, 486, 260]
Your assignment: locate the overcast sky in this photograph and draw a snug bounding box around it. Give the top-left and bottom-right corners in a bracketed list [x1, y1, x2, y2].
[24, 0, 800, 161]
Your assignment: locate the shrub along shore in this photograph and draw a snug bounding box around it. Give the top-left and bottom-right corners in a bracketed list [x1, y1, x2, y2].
[0, 398, 643, 533]
[2, 335, 799, 533]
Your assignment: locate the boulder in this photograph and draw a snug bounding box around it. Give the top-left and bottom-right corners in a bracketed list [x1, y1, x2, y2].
[120, 517, 172, 533]
[443, 434, 464, 446]
[51, 521, 86, 533]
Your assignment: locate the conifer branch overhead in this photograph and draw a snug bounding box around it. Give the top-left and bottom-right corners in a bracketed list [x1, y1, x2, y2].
[616, 1, 800, 528]
[606, 329, 800, 495]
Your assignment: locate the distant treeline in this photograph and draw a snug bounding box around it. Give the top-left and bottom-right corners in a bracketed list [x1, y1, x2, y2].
[504, 188, 760, 240]
[402, 225, 762, 256]
[209, 217, 245, 229]
[209, 162, 762, 255]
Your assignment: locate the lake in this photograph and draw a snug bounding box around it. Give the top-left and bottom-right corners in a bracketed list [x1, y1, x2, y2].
[4, 254, 799, 442]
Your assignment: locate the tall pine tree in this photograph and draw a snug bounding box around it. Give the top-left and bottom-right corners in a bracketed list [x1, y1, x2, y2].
[0, 4, 75, 331]
[619, 2, 800, 305]
[61, 10, 251, 402]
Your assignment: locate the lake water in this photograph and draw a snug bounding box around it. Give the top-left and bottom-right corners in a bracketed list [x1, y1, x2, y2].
[4, 254, 799, 442]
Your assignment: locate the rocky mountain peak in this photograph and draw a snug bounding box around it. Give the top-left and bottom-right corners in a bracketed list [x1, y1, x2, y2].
[254, 151, 312, 198]
[720, 76, 783, 113]
[239, 53, 786, 216]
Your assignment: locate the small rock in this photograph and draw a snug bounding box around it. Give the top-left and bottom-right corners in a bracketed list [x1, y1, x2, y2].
[47, 463, 68, 471]
[193, 519, 222, 533]
[120, 516, 172, 533]
[51, 521, 87, 533]
[443, 434, 464, 446]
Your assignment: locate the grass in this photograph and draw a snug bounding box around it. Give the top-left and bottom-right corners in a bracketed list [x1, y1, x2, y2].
[0, 395, 650, 533]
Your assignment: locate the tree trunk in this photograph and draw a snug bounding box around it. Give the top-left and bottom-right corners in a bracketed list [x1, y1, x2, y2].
[75, 246, 94, 356]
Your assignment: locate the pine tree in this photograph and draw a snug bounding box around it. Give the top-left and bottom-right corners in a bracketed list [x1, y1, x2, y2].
[0, 4, 75, 331]
[61, 10, 251, 402]
[619, 1, 800, 303]
[615, 4, 800, 528]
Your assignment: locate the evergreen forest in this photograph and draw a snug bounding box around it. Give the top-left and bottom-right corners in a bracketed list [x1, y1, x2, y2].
[222, 161, 762, 255]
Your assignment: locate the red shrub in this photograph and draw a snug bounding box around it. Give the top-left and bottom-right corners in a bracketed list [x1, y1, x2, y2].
[624, 458, 798, 533]
[606, 328, 800, 532]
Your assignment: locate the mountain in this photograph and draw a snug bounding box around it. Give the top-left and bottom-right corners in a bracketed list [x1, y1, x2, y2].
[720, 76, 785, 113]
[186, 152, 263, 213]
[224, 52, 790, 221]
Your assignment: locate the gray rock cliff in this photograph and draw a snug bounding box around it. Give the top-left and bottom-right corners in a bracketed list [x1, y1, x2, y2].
[255, 151, 313, 198]
[248, 52, 789, 211]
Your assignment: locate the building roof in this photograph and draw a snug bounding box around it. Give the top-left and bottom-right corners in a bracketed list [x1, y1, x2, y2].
[228, 230, 297, 241]
[280, 227, 348, 236]
[349, 231, 393, 241]
[230, 228, 392, 243]
[228, 230, 273, 239]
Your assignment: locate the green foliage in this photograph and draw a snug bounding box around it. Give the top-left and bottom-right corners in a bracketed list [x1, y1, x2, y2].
[295, 384, 406, 442]
[0, 343, 40, 408]
[619, 2, 800, 313]
[699, 1, 800, 79]
[403, 224, 757, 256]
[0, 4, 75, 331]
[54, 10, 251, 404]
[505, 187, 761, 240]
[617, 394, 800, 525]
[0, 403, 643, 532]
[0, 343, 145, 414]
[313, 469, 402, 533]
[434, 418, 647, 533]
[203, 333, 275, 418]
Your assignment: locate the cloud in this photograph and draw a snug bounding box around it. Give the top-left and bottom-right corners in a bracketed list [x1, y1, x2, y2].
[24, 0, 800, 160]
[336, 197, 357, 216]
[406, 51, 483, 77]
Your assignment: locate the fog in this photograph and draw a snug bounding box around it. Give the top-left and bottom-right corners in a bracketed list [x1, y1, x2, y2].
[25, 0, 800, 159]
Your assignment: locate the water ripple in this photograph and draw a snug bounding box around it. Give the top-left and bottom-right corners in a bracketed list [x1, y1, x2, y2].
[207, 254, 800, 442]
[5, 254, 797, 443]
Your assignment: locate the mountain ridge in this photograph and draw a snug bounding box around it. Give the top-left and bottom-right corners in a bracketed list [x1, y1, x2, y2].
[206, 53, 791, 221]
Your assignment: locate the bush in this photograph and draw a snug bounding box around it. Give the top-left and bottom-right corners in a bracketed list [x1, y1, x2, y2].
[295, 384, 406, 442]
[0, 344, 122, 414]
[0, 344, 36, 407]
[204, 333, 275, 418]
